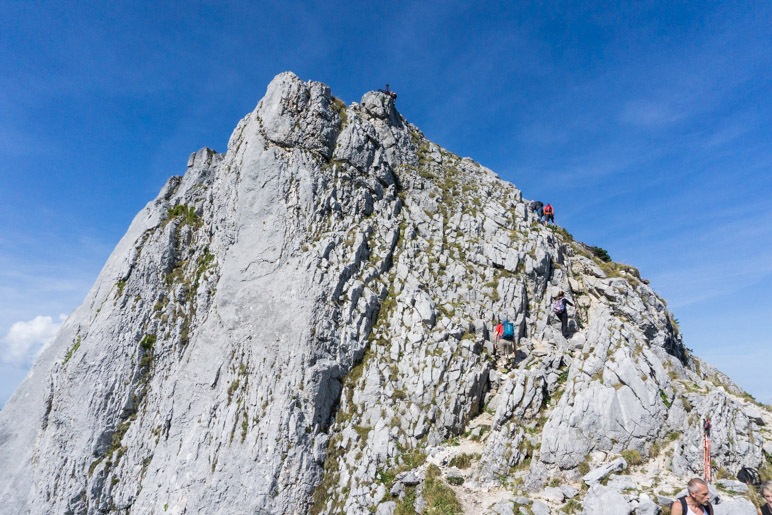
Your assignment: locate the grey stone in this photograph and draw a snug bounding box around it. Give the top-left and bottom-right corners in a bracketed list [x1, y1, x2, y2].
[559, 484, 579, 499]
[376, 501, 397, 515]
[543, 486, 564, 502]
[716, 479, 749, 493]
[396, 470, 420, 487]
[487, 499, 516, 515]
[656, 495, 675, 507]
[582, 484, 632, 515]
[713, 496, 757, 515]
[531, 499, 551, 515]
[634, 498, 661, 515]
[606, 474, 638, 492]
[743, 405, 765, 425]
[582, 457, 628, 485]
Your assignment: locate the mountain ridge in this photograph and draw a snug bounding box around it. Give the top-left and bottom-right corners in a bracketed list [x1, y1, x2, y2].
[0, 71, 768, 515]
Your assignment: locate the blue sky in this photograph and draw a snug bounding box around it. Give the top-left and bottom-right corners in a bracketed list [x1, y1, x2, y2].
[1, 1, 770, 406]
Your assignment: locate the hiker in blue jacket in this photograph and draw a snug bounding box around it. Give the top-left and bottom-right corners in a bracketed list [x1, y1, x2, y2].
[497, 319, 516, 370]
[552, 290, 574, 338]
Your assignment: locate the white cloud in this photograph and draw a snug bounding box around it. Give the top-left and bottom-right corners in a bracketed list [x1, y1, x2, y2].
[0, 314, 66, 367]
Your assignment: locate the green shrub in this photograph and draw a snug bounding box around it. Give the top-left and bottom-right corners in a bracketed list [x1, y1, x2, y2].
[589, 246, 611, 262]
[167, 204, 201, 227]
[140, 334, 156, 351]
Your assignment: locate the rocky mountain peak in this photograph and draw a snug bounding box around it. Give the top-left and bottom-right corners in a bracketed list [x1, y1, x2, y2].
[0, 72, 769, 515]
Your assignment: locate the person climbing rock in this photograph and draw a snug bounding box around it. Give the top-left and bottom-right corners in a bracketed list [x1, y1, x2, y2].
[498, 320, 516, 370]
[670, 478, 714, 515]
[760, 480, 772, 515]
[493, 321, 503, 359]
[530, 200, 544, 224]
[543, 203, 554, 225]
[552, 290, 574, 338]
[379, 83, 397, 100]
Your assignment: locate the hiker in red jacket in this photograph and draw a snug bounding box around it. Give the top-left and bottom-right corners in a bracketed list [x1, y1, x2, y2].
[543, 203, 554, 225]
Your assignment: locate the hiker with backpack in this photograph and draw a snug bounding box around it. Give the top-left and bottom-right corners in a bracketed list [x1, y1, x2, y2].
[670, 478, 714, 515]
[543, 203, 554, 225]
[494, 321, 503, 345]
[552, 290, 574, 338]
[530, 201, 544, 224]
[496, 319, 516, 370]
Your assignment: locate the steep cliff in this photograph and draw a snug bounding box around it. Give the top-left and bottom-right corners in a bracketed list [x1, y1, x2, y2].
[0, 72, 769, 515]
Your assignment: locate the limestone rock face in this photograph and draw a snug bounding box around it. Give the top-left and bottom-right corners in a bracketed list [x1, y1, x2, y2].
[0, 72, 769, 514]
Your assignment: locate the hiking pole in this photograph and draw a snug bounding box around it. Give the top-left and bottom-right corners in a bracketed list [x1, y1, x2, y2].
[703, 417, 712, 483]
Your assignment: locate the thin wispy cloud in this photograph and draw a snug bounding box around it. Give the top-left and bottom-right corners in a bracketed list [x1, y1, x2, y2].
[619, 100, 684, 129]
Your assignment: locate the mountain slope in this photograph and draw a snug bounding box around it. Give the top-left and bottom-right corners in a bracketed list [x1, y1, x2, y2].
[0, 72, 768, 515]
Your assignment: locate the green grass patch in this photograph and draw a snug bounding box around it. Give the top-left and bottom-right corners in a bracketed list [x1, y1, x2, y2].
[621, 449, 643, 466]
[422, 464, 462, 514]
[115, 279, 127, 298]
[394, 485, 418, 515]
[140, 334, 156, 352]
[63, 336, 82, 365]
[167, 204, 201, 227]
[561, 498, 582, 514]
[448, 453, 477, 469]
[659, 389, 672, 408]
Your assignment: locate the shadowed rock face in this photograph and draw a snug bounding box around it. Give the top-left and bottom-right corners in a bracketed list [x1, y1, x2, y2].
[0, 72, 768, 514]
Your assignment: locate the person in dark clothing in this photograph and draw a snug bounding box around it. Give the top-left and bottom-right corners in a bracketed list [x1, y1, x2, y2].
[670, 478, 713, 515]
[761, 480, 772, 515]
[379, 84, 397, 99]
[552, 290, 574, 338]
[530, 201, 544, 223]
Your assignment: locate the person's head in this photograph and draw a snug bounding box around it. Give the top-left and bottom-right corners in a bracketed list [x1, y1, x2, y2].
[761, 480, 772, 506]
[557, 290, 564, 298]
[687, 478, 710, 505]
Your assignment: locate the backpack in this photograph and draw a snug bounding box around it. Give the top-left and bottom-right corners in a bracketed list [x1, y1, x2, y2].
[552, 299, 565, 315]
[544, 204, 554, 215]
[737, 466, 760, 485]
[502, 321, 515, 340]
